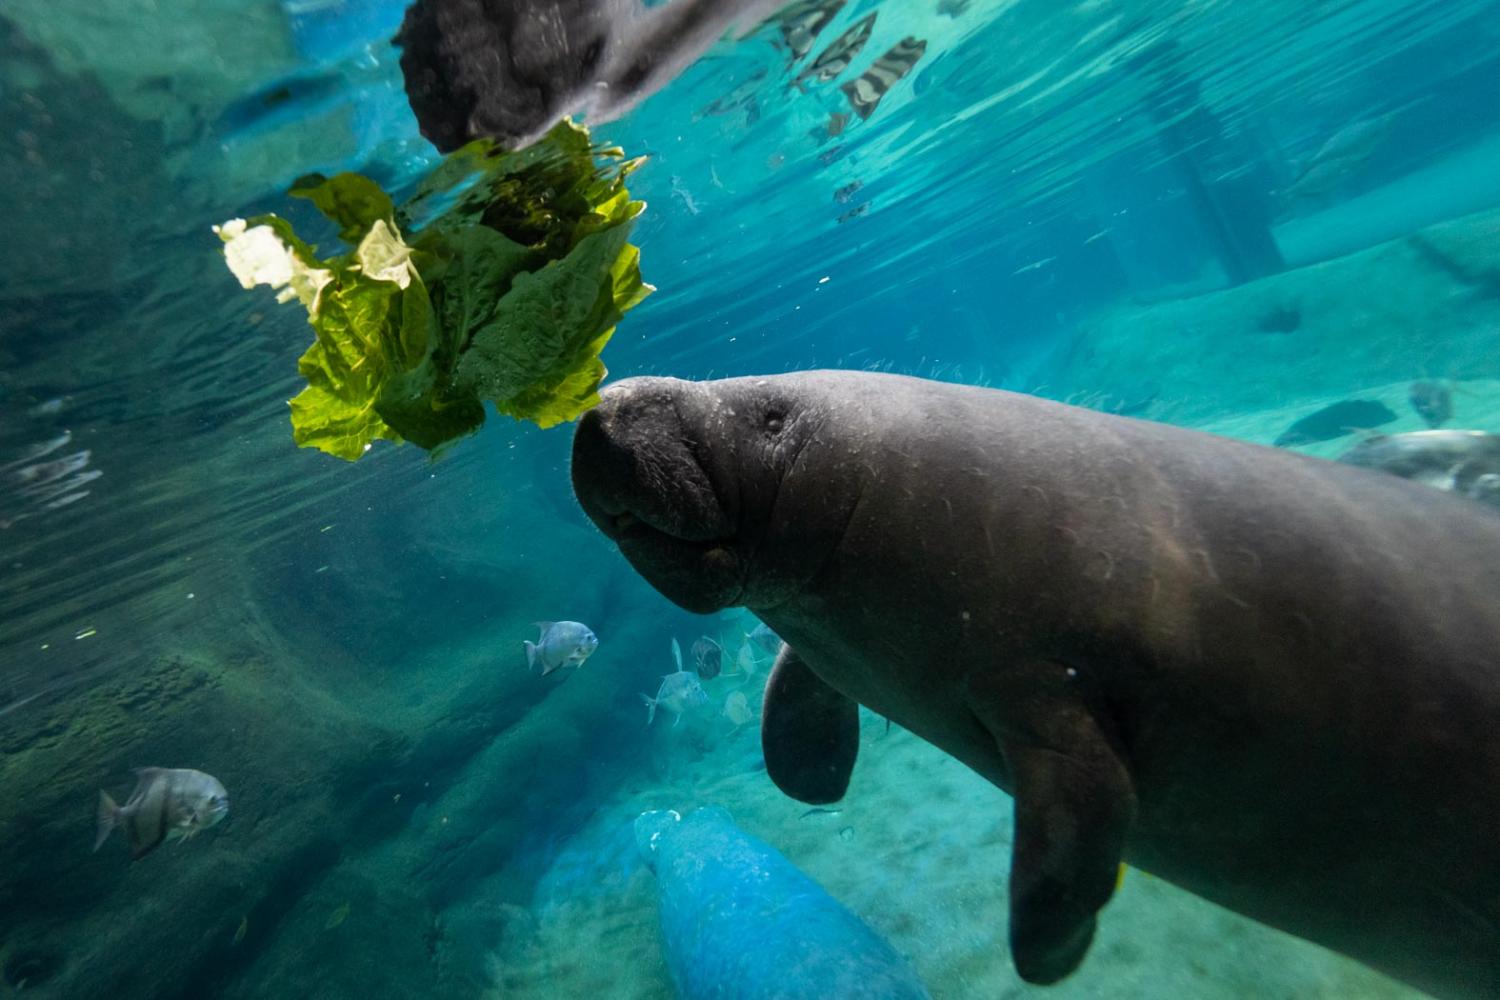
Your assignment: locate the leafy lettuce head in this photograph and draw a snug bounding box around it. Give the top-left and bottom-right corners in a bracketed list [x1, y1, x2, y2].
[216, 119, 652, 461]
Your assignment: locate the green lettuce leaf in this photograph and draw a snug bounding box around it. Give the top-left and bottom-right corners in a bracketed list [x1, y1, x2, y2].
[215, 119, 652, 460]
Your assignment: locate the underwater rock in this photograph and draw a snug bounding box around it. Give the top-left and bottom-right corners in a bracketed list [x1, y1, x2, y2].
[1337, 429, 1500, 508]
[634, 807, 930, 999]
[575, 370, 1500, 997]
[1033, 206, 1500, 425]
[1273, 399, 1396, 447]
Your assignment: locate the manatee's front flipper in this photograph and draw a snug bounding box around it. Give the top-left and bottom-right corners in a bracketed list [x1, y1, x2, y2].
[761, 645, 859, 804]
[973, 683, 1137, 985]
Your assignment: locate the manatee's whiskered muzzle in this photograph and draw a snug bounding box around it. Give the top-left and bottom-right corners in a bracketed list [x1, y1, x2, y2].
[572, 377, 748, 613]
[573, 377, 733, 545]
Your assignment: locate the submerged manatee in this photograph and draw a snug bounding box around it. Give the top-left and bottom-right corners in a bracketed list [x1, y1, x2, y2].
[572, 371, 1500, 998]
[1337, 429, 1500, 509]
[634, 807, 930, 999]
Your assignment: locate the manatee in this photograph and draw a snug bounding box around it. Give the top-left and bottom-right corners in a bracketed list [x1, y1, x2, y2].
[571, 371, 1500, 998]
[634, 806, 930, 999]
[1338, 429, 1500, 509]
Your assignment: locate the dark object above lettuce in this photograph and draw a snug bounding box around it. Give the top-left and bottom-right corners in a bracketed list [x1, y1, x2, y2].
[216, 119, 652, 460]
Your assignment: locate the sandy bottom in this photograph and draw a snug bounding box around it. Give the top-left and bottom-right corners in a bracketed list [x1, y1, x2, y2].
[479, 380, 1500, 999]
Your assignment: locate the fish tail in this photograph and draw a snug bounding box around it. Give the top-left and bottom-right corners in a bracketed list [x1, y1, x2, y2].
[641, 694, 656, 726]
[93, 790, 120, 852]
[524, 641, 537, 671]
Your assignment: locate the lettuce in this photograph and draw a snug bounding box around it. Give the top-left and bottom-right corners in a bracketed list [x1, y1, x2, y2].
[214, 119, 651, 460]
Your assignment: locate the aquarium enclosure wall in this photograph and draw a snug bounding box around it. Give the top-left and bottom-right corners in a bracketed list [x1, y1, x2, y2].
[2, 1, 1499, 998]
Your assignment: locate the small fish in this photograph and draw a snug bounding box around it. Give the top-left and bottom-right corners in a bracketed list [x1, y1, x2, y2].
[44, 492, 89, 510]
[0, 430, 71, 473]
[1012, 256, 1058, 276]
[642, 670, 710, 727]
[210, 71, 351, 145]
[670, 175, 701, 215]
[233, 916, 249, 945]
[691, 636, 724, 680]
[1408, 381, 1453, 429]
[732, 642, 758, 678]
[697, 66, 767, 122]
[792, 11, 876, 91]
[747, 622, 782, 657]
[839, 37, 927, 121]
[833, 180, 863, 203]
[22, 468, 102, 504]
[325, 901, 351, 930]
[723, 690, 752, 728]
[525, 621, 599, 676]
[1273, 399, 1398, 447]
[7, 450, 90, 489]
[837, 203, 869, 224]
[800, 807, 842, 819]
[27, 397, 65, 417]
[1083, 228, 1112, 245]
[772, 0, 849, 65]
[94, 768, 229, 861]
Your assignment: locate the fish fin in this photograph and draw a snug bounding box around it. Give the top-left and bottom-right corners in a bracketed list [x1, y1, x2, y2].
[671, 637, 682, 670]
[761, 644, 858, 804]
[641, 694, 657, 726]
[524, 641, 538, 670]
[969, 664, 1136, 986]
[93, 790, 120, 852]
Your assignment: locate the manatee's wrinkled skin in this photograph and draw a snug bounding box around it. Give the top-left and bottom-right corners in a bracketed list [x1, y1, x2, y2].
[634, 807, 930, 999]
[572, 371, 1500, 998]
[395, 0, 788, 152]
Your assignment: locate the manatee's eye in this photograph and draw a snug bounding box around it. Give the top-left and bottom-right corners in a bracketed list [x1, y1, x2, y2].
[764, 410, 785, 434]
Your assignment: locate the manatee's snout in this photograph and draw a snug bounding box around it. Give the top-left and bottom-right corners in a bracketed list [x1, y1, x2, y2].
[572, 377, 743, 612]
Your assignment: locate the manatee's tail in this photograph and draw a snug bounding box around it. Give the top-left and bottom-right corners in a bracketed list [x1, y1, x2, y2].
[640, 693, 657, 726]
[524, 641, 538, 671]
[94, 790, 121, 852]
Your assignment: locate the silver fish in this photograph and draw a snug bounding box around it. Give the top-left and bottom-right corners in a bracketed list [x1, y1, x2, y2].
[0, 430, 71, 473]
[642, 670, 710, 726]
[690, 636, 723, 680]
[94, 768, 229, 860]
[723, 690, 752, 727]
[747, 621, 782, 656]
[525, 621, 599, 675]
[7, 450, 90, 489]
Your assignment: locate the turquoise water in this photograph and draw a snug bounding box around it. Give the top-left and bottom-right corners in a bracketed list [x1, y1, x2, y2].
[1, 0, 1498, 996]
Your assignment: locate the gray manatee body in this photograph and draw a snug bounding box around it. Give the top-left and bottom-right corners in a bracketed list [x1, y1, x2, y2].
[571, 371, 1500, 998]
